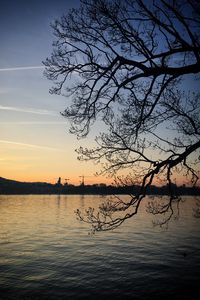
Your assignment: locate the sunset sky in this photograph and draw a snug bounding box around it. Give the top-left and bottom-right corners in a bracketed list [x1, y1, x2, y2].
[1, 0, 199, 187]
[0, 0, 109, 185]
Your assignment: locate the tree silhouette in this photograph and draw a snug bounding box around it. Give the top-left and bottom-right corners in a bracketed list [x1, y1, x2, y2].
[44, 0, 200, 231]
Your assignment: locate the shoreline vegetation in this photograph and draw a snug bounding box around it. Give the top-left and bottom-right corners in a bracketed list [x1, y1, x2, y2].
[0, 177, 199, 196]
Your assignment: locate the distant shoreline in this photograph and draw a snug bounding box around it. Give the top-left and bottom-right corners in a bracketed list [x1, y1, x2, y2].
[0, 176, 199, 196]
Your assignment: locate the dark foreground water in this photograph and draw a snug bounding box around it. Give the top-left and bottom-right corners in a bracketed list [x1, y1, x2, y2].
[0, 195, 200, 300]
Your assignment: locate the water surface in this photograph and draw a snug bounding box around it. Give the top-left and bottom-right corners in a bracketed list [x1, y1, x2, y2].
[0, 195, 199, 299]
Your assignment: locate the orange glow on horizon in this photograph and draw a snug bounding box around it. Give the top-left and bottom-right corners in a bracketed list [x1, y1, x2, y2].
[1, 171, 196, 187]
[0, 173, 113, 186]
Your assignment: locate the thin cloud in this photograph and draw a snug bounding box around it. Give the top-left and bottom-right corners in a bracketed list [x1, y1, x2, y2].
[0, 66, 44, 72]
[0, 105, 57, 116]
[0, 139, 64, 152]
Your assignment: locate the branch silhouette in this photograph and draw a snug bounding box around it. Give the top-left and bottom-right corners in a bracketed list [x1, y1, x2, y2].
[44, 0, 200, 231]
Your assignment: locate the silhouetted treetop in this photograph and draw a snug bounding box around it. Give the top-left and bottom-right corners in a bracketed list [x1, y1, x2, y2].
[44, 0, 199, 133]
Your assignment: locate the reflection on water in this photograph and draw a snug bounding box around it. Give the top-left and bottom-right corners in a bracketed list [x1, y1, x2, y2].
[0, 195, 200, 300]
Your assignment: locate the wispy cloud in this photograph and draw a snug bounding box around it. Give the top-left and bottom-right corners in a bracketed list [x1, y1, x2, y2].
[0, 105, 57, 116]
[0, 66, 44, 72]
[0, 139, 64, 151]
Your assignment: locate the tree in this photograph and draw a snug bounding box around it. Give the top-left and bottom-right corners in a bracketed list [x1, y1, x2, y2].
[44, 0, 200, 231]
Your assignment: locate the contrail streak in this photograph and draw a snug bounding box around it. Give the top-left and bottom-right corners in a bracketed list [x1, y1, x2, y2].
[0, 66, 44, 72]
[0, 139, 64, 151]
[0, 105, 57, 116]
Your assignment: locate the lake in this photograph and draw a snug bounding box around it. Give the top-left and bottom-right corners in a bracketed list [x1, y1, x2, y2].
[0, 195, 199, 299]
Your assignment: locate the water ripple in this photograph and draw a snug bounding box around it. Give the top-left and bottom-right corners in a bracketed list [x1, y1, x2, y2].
[0, 195, 199, 300]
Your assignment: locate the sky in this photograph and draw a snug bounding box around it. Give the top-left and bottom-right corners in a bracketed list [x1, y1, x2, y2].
[0, 0, 199, 187]
[0, 0, 109, 185]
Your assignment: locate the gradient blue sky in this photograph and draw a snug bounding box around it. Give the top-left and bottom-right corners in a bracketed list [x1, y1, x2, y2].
[0, 0, 107, 185]
[1, 0, 199, 186]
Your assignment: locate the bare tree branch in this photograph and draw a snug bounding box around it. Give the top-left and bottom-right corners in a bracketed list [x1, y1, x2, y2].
[44, 0, 200, 231]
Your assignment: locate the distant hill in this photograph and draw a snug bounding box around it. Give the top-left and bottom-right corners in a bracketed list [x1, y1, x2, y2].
[0, 177, 55, 194]
[0, 177, 20, 184]
[0, 176, 50, 186]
